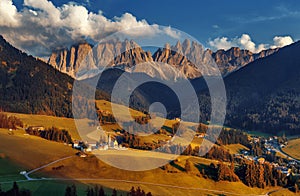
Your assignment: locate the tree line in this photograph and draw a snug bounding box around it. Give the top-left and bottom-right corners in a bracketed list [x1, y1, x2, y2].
[26, 126, 73, 144]
[0, 182, 154, 196]
[65, 184, 153, 196]
[0, 113, 23, 129]
[216, 129, 249, 147]
[183, 143, 300, 191]
[0, 182, 30, 196]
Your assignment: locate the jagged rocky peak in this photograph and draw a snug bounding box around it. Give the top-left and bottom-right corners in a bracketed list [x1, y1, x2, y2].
[112, 39, 153, 67]
[48, 37, 281, 80]
[152, 39, 214, 78]
[172, 41, 182, 54]
[48, 42, 93, 78]
[211, 47, 279, 75]
[48, 39, 153, 77]
[49, 38, 217, 80]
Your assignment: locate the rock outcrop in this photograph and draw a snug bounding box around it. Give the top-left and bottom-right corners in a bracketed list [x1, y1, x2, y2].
[48, 39, 279, 79]
[211, 47, 278, 75]
[48, 43, 93, 78]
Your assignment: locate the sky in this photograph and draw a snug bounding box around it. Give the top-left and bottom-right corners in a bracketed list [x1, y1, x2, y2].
[0, 0, 299, 57]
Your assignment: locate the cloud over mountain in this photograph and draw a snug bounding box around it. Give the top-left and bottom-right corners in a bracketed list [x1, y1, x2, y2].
[0, 0, 177, 57]
[209, 34, 294, 53]
[271, 36, 294, 49]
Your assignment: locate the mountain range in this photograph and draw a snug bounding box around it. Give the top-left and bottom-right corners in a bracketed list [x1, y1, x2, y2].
[48, 40, 278, 79]
[1, 34, 300, 135]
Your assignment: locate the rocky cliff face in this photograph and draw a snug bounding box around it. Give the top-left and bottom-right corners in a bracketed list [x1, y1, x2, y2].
[211, 47, 278, 75]
[49, 40, 155, 78]
[48, 43, 93, 78]
[152, 40, 217, 79]
[48, 39, 278, 79]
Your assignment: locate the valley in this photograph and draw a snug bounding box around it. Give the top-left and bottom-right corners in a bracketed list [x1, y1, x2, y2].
[0, 103, 299, 195]
[0, 7, 299, 195]
[0, 125, 287, 196]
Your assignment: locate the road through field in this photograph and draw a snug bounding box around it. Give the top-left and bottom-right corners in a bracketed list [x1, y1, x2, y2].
[0, 155, 268, 196]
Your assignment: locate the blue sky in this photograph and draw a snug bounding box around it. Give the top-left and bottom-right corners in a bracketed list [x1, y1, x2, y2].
[2, 0, 300, 56]
[20, 0, 300, 43]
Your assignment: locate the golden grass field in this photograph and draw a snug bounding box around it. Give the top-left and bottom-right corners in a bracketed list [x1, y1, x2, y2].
[4, 112, 82, 140]
[282, 138, 300, 160]
[0, 126, 294, 195]
[0, 128, 78, 169]
[223, 144, 249, 154]
[5, 100, 200, 148]
[0, 101, 296, 195]
[95, 100, 180, 128]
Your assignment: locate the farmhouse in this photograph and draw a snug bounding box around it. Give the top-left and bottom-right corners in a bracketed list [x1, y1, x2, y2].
[76, 152, 87, 158]
[26, 126, 45, 131]
[86, 143, 98, 152]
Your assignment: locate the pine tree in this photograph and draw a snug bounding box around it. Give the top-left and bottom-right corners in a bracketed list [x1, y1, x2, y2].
[99, 186, 105, 196]
[12, 181, 19, 196]
[217, 163, 225, 181]
[182, 144, 192, 155]
[112, 188, 117, 196]
[65, 186, 72, 196]
[129, 187, 135, 196]
[86, 187, 93, 196]
[90, 188, 94, 196]
[263, 162, 273, 186]
[136, 187, 142, 196]
[257, 164, 265, 188]
[71, 184, 77, 196]
[93, 185, 99, 196]
[244, 162, 252, 186]
[185, 160, 192, 173]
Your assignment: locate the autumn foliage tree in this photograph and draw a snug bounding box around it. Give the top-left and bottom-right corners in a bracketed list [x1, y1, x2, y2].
[216, 162, 239, 182]
[0, 113, 23, 129]
[236, 160, 287, 188]
[26, 126, 72, 144]
[185, 160, 192, 173]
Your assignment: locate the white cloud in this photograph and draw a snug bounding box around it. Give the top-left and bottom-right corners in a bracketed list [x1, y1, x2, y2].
[0, 0, 177, 57]
[239, 34, 256, 52]
[163, 26, 181, 39]
[209, 34, 294, 53]
[208, 37, 234, 51]
[271, 36, 294, 49]
[0, 0, 20, 27]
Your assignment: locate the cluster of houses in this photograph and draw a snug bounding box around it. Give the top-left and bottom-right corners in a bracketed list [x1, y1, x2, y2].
[235, 150, 266, 164]
[73, 134, 127, 153]
[264, 136, 288, 150]
[235, 135, 300, 176]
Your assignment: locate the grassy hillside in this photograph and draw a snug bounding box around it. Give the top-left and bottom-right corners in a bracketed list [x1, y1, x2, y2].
[0, 128, 77, 168]
[0, 127, 291, 195]
[4, 100, 182, 143]
[223, 144, 249, 154]
[95, 100, 178, 128]
[282, 138, 300, 160]
[4, 112, 81, 140]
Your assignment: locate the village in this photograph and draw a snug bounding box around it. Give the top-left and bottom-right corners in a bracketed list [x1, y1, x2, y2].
[72, 133, 128, 156]
[24, 124, 300, 179]
[235, 134, 300, 177]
